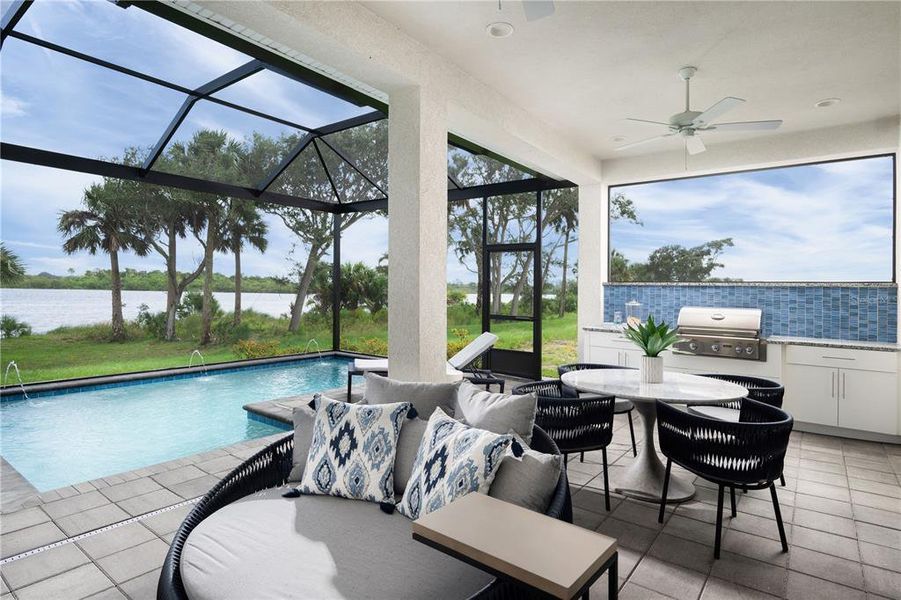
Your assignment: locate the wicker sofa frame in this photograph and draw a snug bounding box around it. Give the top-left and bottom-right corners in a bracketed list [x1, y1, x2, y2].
[157, 426, 572, 600]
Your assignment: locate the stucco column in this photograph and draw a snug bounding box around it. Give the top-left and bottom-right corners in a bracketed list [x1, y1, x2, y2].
[387, 85, 449, 382]
[577, 183, 607, 357]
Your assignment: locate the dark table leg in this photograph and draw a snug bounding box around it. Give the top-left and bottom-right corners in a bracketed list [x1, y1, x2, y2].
[608, 551, 618, 599]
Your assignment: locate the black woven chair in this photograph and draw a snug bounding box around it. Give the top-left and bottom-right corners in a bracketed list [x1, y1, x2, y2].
[513, 380, 616, 511]
[158, 426, 572, 600]
[690, 374, 787, 486]
[558, 363, 638, 457]
[656, 398, 793, 559]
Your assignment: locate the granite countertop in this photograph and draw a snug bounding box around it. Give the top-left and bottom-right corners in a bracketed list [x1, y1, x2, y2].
[583, 324, 901, 352]
[765, 336, 901, 352]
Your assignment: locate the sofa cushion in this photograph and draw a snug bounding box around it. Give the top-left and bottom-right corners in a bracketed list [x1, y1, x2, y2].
[397, 408, 512, 520]
[288, 404, 317, 483]
[298, 395, 412, 504]
[489, 440, 563, 513]
[393, 416, 428, 496]
[454, 380, 538, 445]
[362, 372, 460, 418]
[180, 488, 494, 600]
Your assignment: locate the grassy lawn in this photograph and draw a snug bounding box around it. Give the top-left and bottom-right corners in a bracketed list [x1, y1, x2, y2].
[0, 309, 577, 384]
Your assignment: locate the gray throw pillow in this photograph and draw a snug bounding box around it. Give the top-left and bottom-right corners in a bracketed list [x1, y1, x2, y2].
[392, 417, 428, 496]
[362, 372, 461, 418]
[287, 404, 317, 482]
[489, 443, 563, 513]
[454, 380, 538, 445]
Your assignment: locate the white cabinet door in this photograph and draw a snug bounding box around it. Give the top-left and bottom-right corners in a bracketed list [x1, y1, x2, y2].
[587, 345, 625, 366]
[622, 349, 644, 369]
[839, 369, 899, 435]
[783, 364, 838, 426]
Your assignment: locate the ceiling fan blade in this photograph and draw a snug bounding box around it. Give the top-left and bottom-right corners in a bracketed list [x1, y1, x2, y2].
[692, 96, 745, 127]
[626, 118, 670, 126]
[615, 133, 675, 152]
[708, 120, 783, 131]
[685, 135, 706, 155]
[522, 0, 555, 21]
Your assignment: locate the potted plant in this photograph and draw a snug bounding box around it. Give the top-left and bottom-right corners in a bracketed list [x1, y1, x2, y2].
[623, 315, 680, 384]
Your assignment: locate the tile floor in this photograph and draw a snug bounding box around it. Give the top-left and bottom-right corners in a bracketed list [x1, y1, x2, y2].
[1, 385, 900, 600]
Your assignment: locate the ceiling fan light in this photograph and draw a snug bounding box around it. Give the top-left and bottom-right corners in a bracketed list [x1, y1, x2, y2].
[815, 97, 841, 108]
[486, 22, 514, 38]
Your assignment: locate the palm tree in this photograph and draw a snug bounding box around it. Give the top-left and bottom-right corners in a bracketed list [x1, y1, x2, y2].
[58, 181, 149, 341]
[0, 243, 26, 283]
[218, 199, 268, 325]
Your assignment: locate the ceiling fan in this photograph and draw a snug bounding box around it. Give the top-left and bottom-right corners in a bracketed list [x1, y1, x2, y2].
[616, 66, 783, 155]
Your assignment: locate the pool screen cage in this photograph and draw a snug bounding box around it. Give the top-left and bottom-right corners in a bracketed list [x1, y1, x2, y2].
[0, 0, 573, 371]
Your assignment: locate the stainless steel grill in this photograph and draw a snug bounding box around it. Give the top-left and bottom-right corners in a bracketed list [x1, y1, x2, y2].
[672, 306, 766, 361]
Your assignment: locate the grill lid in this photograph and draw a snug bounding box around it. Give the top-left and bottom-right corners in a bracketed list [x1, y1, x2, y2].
[676, 306, 762, 334]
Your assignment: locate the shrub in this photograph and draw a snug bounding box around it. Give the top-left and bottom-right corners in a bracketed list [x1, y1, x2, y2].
[0, 315, 31, 338]
[177, 291, 221, 318]
[447, 290, 467, 306]
[232, 339, 282, 359]
[212, 318, 251, 344]
[136, 304, 168, 340]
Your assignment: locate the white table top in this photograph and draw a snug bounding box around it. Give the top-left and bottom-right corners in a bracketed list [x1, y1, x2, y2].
[561, 369, 747, 405]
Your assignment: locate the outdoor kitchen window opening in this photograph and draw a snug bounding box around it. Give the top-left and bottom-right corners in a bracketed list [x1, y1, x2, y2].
[608, 154, 897, 284]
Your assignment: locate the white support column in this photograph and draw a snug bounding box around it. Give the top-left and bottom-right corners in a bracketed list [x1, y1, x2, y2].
[387, 85, 449, 382]
[577, 183, 607, 357]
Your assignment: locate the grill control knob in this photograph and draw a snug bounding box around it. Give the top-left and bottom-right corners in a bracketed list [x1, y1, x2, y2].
[746, 347, 755, 355]
[710, 344, 720, 352]
[688, 342, 698, 351]
[735, 346, 743, 354]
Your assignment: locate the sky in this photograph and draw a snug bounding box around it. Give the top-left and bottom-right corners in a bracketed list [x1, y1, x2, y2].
[0, 0, 387, 279]
[610, 155, 895, 282]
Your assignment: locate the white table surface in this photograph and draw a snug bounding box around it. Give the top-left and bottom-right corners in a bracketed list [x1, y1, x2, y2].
[561, 369, 748, 503]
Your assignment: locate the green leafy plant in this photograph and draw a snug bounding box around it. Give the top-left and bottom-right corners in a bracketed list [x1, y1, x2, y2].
[623, 315, 680, 357]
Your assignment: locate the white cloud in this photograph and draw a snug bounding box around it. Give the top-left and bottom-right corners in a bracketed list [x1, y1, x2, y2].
[1, 93, 28, 117]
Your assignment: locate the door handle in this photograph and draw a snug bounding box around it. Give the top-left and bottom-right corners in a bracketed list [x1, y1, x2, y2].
[842, 372, 846, 399]
[831, 371, 835, 398]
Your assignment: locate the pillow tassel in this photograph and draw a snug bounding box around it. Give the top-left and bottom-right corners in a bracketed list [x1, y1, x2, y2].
[511, 438, 524, 458]
[379, 501, 396, 515]
[282, 488, 302, 498]
[407, 406, 419, 420]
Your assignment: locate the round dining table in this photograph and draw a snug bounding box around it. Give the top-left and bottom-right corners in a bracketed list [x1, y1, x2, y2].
[560, 368, 748, 503]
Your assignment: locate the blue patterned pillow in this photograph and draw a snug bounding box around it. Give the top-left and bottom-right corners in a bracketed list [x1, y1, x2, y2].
[298, 395, 413, 504]
[397, 407, 513, 520]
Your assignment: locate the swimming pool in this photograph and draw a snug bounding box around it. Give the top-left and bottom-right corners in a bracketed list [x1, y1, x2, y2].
[0, 357, 350, 491]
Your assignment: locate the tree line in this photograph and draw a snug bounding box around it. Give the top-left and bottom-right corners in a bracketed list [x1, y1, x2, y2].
[0, 268, 295, 293]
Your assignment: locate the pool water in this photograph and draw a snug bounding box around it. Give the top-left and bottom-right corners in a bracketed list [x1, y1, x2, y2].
[0, 357, 350, 491]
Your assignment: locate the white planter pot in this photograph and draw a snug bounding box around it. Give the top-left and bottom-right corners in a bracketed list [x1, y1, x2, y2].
[640, 356, 664, 384]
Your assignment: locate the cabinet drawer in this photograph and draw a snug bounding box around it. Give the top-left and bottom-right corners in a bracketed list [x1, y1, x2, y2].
[785, 345, 898, 373]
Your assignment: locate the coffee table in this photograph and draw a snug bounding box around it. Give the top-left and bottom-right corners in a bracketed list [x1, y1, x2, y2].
[413, 493, 618, 599]
[561, 369, 747, 502]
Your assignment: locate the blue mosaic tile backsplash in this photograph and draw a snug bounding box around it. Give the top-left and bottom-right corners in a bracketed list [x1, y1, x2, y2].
[604, 284, 898, 343]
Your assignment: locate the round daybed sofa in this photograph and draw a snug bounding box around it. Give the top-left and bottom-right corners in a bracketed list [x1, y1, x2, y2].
[157, 427, 572, 600]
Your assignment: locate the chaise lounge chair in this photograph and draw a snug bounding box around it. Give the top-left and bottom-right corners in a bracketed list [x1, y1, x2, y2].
[346, 331, 504, 400]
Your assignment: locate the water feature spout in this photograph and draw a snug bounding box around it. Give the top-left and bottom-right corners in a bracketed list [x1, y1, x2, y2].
[303, 339, 324, 363]
[188, 350, 207, 374]
[4, 361, 29, 400]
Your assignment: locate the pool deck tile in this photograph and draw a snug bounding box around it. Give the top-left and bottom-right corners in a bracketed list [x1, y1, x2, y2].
[119, 569, 162, 600]
[1, 542, 90, 590]
[150, 465, 206, 488]
[95, 538, 169, 584]
[13, 563, 115, 600]
[99, 478, 162, 504]
[116, 489, 182, 518]
[0, 506, 50, 533]
[76, 522, 157, 561]
[1, 521, 67, 559]
[56, 503, 131, 537]
[42, 491, 110, 520]
[166, 474, 222, 500]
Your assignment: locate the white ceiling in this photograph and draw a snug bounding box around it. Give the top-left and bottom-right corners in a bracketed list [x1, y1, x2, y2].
[362, 1, 900, 160]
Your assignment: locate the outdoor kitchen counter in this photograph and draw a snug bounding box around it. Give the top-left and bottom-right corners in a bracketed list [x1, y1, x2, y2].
[766, 336, 901, 352]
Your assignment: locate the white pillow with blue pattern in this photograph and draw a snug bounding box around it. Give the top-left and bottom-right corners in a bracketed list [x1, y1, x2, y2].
[397, 407, 513, 520]
[297, 394, 413, 504]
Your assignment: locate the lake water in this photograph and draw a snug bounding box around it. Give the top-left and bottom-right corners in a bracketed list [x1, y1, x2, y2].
[0, 288, 300, 333]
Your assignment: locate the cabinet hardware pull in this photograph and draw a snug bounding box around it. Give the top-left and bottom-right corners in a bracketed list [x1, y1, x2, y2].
[822, 356, 855, 361]
[842, 372, 846, 399]
[831, 372, 835, 398]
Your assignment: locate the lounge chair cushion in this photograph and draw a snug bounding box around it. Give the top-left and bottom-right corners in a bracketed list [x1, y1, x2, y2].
[180, 488, 494, 600]
[362, 372, 461, 418]
[454, 380, 538, 445]
[489, 440, 563, 513]
[397, 408, 512, 520]
[392, 416, 428, 496]
[288, 404, 317, 482]
[296, 396, 413, 504]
